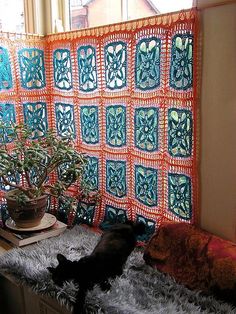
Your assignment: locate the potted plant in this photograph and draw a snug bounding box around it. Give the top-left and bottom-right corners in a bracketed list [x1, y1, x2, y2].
[0, 123, 97, 228]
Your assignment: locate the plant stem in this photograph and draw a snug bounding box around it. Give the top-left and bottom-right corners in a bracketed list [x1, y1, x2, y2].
[2, 175, 35, 199]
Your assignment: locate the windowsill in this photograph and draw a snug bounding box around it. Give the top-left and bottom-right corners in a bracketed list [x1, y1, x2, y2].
[0, 238, 13, 256]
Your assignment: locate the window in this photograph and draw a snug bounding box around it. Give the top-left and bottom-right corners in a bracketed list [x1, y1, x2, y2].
[154, 0, 193, 13]
[0, 0, 25, 33]
[70, 0, 88, 30]
[69, 0, 193, 30]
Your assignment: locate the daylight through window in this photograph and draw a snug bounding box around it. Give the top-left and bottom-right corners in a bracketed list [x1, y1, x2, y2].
[70, 0, 193, 30]
[0, 0, 25, 33]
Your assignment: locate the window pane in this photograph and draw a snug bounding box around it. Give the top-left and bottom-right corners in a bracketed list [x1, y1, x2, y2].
[0, 0, 25, 33]
[153, 0, 192, 13]
[70, 0, 192, 30]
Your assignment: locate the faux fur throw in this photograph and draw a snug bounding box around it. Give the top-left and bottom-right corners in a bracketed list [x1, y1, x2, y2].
[0, 225, 235, 314]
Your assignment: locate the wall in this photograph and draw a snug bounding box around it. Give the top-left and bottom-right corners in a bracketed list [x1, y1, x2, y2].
[199, 1, 236, 242]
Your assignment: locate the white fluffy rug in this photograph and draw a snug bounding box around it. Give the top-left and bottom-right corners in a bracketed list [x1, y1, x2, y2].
[0, 225, 235, 314]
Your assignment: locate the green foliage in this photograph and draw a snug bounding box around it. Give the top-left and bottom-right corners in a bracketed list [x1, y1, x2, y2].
[0, 123, 98, 207]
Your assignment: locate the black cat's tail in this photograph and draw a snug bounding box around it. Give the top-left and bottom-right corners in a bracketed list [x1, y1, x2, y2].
[73, 288, 87, 314]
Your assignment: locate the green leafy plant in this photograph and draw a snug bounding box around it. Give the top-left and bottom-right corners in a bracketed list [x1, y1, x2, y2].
[0, 123, 99, 208]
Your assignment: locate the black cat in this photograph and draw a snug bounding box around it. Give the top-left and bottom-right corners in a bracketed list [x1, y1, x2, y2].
[48, 221, 145, 313]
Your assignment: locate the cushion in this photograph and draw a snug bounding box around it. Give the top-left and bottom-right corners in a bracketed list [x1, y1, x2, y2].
[143, 222, 236, 305]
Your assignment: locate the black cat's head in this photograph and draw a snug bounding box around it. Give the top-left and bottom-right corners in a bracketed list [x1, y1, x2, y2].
[48, 254, 73, 286]
[133, 221, 146, 236]
[126, 220, 146, 236]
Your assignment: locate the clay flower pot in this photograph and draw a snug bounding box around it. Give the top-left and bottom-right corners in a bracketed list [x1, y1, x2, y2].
[5, 190, 48, 228]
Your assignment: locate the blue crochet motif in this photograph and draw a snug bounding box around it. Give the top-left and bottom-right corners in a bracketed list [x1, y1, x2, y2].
[77, 45, 97, 92]
[168, 108, 192, 157]
[0, 109, 20, 186]
[136, 214, 156, 242]
[23, 102, 48, 139]
[53, 49, 73, 90]
[0, 103, 16, 143]
[55, 103, 76, 138]
[170, 33, 193, 90]
[106, 105, 126, 147]
[29, 166, 47, 186]
[80, 106, 99, 144]
[135, 107, 158, 152]
[45, 196, 51, 213]
[100, 205, 127, 230]
[57, 161, 75, 183]
[106, 160, 126, 198]
[0, 47, 13, 90]
[18, 48, 46, 89]
[0, 204, 9, 223]
[57, 197, 72, 224]
[135, 37, 161, 90]
[135, 165, 157, 207]
[104, 41, 127, 90]
[0, 173, 20, 191]
[83, 156, 99, 191]
[75, 201, 96, 226]
[168, 173, 192, 220]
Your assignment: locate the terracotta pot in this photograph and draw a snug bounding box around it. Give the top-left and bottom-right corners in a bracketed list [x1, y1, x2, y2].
[5, 190, 48, 228]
